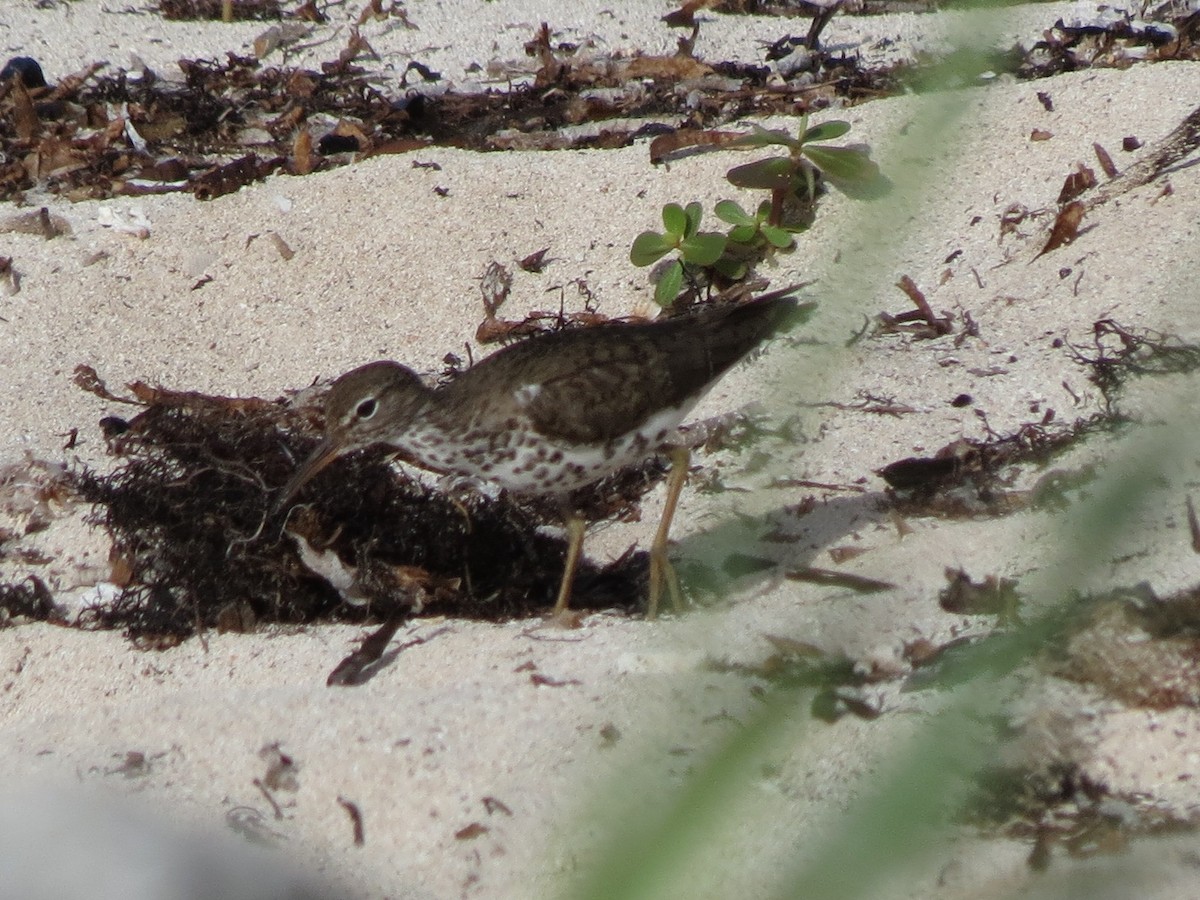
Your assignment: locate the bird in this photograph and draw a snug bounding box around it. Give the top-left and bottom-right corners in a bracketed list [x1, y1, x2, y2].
[277, 287, 801, 618]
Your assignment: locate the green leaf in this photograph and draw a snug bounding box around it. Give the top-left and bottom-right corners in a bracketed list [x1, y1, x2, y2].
[630, 231, 675, 267]
[712, 256, 748, 280]
[661, 203, 688, 236]
[726, 157, 797, 191]
[801, 120, 851, 144]
[679, 232, 726, 266]
[803, 163, 817, 202]
[755, 199, 773, 221]
[803, 144, 880, 182]
[727, 224, 757, 244]
[683, 202, 703, 237]
[761, 224, 794, 249]
[654, 261, 684, 307]
[714, 199, 754, 226]
[728, 124, 799, 151]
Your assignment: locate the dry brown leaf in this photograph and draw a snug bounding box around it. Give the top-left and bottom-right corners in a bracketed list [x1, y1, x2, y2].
[269, 232, 294, 260]
[784, 566, 895, 593]
[649, 128, 741, 164]
[1037, 201, 1085, 257]
[1057, 163, 1096, 204]
[292, 128, 314, 175]
[1093, 141, 1118, 178]
[518, 247, 550, 273]
[11, 79, 38, 141]
[662, 0, 717, 27]
[623, 55, 712, 80]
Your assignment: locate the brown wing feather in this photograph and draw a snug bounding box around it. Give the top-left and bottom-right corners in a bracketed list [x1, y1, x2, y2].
[442, 290, 799, 445]
[521, 336, 685, 444]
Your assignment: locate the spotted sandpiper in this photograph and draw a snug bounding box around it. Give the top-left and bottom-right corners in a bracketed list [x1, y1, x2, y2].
[278, 287, 800, 618]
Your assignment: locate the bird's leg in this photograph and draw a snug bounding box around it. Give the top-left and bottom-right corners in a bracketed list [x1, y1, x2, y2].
[551, 509, 587, 617]
[648, 447, 689, 618]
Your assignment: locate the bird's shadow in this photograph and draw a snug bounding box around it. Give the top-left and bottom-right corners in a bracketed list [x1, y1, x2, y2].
[659, 485, 896, 609]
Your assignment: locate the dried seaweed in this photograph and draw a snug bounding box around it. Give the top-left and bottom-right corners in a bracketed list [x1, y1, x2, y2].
[1017, 8, 1200, 80]
[1047, 585, 1200, 710]
[0, 576, 61, 626]
[878, 414, 1116, 518]
[939, 576, 1200, 869]
[704, 636, 880, 722]
[3, 2, 1195, 204]
[939, 567, 1021, 621]
[70, 372, 649, 642]
[966, 761, 1136, 868]
[1064, 319, 1200, 408]
[0, 25, 901, 203]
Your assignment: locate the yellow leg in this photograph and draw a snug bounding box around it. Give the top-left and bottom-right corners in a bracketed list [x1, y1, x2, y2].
[648, 447, 689, 619]
[551, 513, 586, 616]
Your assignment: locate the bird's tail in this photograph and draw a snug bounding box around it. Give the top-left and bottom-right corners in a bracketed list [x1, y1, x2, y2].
[706, 284, 811, 360]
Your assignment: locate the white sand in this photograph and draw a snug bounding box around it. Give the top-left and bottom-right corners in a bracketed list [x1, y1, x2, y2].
[2, 1, 1200, 897]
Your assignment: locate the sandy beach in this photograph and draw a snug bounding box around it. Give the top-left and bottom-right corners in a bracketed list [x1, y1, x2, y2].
[3, 1, 1200, 897]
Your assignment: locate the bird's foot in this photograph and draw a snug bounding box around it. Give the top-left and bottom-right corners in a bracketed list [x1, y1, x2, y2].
[647, 547, 684, 619]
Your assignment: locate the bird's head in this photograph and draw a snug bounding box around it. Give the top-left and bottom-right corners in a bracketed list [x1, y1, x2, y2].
[276, 361, 432, 508]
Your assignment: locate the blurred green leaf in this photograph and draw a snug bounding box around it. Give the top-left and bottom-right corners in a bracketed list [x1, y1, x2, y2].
[762, 224, 794, 248]
[727, 224, 757, 244]
[683, 201, 704, 237]
[714, 199, 754, 226]
[661, 202, 688, 236]
[630, 231, 675, 267]
[713, 256, 748, 280]
[730, 124, 799, 151]
[680, 232, 727, 266]
[802, 120, 852, 144]
[654, 260, 684, 307]
[803, 145, 880, 182]
[727, 157, 797, 191]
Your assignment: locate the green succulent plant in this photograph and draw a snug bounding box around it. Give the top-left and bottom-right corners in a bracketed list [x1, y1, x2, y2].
[715, 198, 794, 249]
[726, 114, 886, 226]
[707, 199, 795, 281]
[630, 117, 885, 305]
[630, 202, 727, 307]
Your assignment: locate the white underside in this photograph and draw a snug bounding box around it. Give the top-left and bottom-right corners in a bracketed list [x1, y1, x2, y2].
[404, 398, 697, 496]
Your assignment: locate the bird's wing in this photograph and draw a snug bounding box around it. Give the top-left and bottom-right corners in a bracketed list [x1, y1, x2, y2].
[447, 292, 802, 446]
[511, 334, 685, 445]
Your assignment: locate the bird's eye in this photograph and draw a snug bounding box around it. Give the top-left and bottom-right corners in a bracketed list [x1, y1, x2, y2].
[355, 398, 378, 419]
